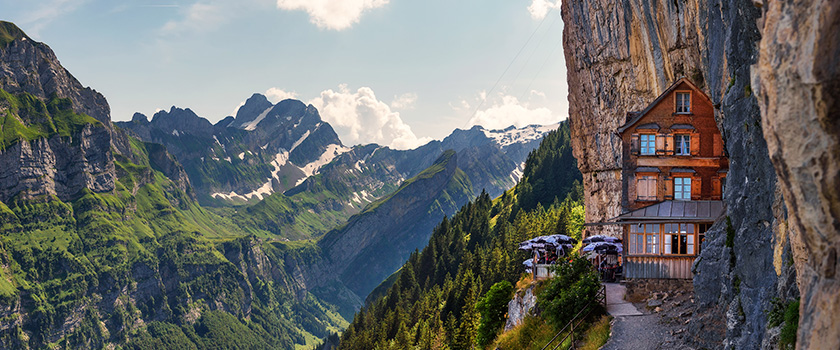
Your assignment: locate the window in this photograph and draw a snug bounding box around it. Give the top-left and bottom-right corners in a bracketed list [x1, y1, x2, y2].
[664, 223, 695, 255]
[675, 134, 691, 155]
[721, 177, 727, 200]
[645, 224, 659, 254]
[629, 224, 644, 254]
[629, 224, 660, 255]
[674, 177, 691, 201]
[640, 134, 655, 155]
[676, 92, 691, 113]
[637, 175, 657, 201]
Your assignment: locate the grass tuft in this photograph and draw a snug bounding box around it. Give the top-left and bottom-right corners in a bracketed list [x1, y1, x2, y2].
[579, 315, 612, 350]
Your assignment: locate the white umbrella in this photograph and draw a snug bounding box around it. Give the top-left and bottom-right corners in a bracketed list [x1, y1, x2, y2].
[582, 242, 623, 253]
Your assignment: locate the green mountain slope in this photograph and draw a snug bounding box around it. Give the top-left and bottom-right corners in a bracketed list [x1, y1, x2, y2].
[334, 123, 585, 349]
[318, 150, 476, 299]
[0, 134, 347, 349]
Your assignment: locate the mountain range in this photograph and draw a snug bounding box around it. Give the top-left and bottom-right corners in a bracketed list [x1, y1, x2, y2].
[0, 21, 559, 349]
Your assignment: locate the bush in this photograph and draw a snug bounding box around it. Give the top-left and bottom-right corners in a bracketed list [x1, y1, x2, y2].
[476, 281, 514, 347]
[779, 300, 799, 350]
[537, 257, 603, 329]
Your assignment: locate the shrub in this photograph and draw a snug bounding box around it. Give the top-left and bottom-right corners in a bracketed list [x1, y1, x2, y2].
[779, 299, 799, 350]
[476, 281, 514, 347]
[537, 257, 603, 329]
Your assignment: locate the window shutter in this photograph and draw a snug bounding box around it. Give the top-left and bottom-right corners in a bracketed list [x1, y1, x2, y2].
[665, 134, 675, 155]
[690, 132, 700, 156]
[713, 133, 723, 157]
[635, 176, 643, 200]
[656, 134, 666, 155]
[711, 177, 722, 200]
[664, 176, 674, 200]
[631, 133, 639, 155]
[691, 175, 702, 200]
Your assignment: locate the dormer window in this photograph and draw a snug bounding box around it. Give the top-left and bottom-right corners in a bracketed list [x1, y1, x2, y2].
[676, 92, 691, 113]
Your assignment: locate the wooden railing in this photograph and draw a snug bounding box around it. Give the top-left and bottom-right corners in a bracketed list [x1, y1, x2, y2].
[540, 284, 607, 350]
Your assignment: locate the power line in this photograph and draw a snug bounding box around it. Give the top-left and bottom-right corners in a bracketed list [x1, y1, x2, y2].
[518, 19, 564, 104]
[463, 7, 556, 127]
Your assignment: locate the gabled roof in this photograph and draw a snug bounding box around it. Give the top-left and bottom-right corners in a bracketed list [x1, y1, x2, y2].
[618, 78, 712, 133]
[614, 200, 725, 222]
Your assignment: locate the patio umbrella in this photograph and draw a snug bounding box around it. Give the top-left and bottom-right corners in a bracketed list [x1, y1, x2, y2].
[582, 235, 622, 244]
[582, 241, 623, 253]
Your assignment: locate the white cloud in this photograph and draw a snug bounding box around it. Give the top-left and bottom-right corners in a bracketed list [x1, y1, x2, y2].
[161, 2, 226, 35]
[527, 0, 560, 20]
[390, 93, 418, 110]
[465, 94, 561, 130]
[309, 85, 431, 149]
[18, 0, 88, 38]
[276, 0, 389, 30]
[265, 88, 299, 103]
[530, 90, 547, 98]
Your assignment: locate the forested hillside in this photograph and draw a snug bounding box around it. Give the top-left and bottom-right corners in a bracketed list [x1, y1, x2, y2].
[335, 123, 586, 349]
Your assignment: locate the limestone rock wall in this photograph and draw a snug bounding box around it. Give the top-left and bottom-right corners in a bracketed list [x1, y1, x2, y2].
[562, 1, 804, 348]
[755, 1, 840, 348]
[0, 124, 115, 202]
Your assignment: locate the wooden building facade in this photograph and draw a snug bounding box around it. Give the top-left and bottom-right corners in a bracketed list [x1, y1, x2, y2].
[614, 78, 729, 279]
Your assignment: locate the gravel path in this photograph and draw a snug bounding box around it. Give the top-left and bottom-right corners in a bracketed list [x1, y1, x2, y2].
[600, 314, 667, 350]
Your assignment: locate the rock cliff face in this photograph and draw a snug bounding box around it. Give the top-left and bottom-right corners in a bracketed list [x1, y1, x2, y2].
[755, 1, 840, 348]
[0, 124, 114, 202]
[560, 1, 829, 348]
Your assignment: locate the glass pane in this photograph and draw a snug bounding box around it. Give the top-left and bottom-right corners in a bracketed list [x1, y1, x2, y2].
[688, 235, 695, 254]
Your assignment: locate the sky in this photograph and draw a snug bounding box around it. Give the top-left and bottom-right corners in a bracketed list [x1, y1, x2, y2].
[2, 0, 567, 149]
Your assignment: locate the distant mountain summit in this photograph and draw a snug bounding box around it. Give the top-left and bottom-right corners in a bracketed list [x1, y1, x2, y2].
[118, 93, 557, 210]
[117, 95, 346, 202]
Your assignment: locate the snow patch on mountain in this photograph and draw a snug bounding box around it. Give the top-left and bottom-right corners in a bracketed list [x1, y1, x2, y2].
[297, 144, 351, 182]
[241, 106, 273, 131]
[290, 130, 311, 152]
[350, 190, 375, 205]
[510, 162, 526, 183]
[482, 123, 559, 148]
[210, 150, 290, 201]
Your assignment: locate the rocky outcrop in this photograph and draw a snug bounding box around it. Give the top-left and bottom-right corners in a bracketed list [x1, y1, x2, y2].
[0, 123, 114, 202]
[561, 1, 804, 349]
[504, 285, 537, 332]
[755, 1, 840, 348]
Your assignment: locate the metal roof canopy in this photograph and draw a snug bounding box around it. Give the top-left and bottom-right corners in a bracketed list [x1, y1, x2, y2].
[618, 200, 724, 221]
[584, 200, 725, 226]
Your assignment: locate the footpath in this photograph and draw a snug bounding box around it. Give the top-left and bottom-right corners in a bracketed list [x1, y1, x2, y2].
[600, 283, 666, 350]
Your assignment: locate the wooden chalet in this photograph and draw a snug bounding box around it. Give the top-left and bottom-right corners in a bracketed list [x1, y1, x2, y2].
[611, 78, 728, 279]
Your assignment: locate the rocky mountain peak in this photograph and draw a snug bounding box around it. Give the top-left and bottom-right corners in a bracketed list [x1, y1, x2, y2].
[233, 93, 273, 128]
[131, 112, 149, 123]
[0, 21, 111, 128]
[150, 106, 214, 137]
[0, 21, 29, 48]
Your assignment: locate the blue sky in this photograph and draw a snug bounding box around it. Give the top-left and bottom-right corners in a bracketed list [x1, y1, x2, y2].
[2, 0, 567, 149]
